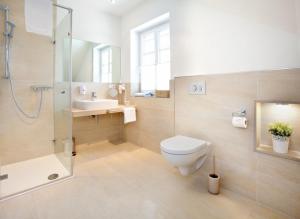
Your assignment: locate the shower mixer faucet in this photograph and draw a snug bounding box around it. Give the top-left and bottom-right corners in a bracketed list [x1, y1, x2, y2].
[4, 21, 16, 38]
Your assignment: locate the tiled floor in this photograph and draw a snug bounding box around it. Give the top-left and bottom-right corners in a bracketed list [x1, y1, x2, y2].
[0, 141, 292, 219]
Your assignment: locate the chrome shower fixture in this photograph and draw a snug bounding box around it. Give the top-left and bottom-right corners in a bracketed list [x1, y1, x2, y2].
[5, 21, 16, 38]
[1, 4, 45, 119]
[1, 4, 16, 77]
[1, 4, 16, 79]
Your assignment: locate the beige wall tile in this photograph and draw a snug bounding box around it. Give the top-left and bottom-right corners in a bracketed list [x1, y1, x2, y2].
[0, 0, 54, 165]
[257, 69, 300, 102]
[124, 80, 175, 153]
[125, 69, 300, 217]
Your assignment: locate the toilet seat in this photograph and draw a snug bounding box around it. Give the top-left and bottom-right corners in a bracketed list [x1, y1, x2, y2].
[160, 135, 207, 155]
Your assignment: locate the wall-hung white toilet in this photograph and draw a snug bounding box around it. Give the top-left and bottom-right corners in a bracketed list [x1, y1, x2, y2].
[160, 135, 210, 176]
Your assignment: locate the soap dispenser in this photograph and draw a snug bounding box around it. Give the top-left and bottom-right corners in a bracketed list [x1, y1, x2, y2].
[79, 85, 87, 95]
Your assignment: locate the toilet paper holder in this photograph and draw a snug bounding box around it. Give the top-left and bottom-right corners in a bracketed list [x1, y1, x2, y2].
[232, 109, 248, 129]
[232, 109, 247, 117]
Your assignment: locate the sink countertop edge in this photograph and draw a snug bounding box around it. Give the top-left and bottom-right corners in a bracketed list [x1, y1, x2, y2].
[72, 105, 136, 118]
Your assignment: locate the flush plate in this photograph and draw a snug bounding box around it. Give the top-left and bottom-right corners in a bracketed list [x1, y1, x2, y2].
[189, 81, 206, 95]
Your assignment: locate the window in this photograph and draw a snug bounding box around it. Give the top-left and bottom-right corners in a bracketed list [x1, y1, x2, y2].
[100, 47, 112, 83]
[93, 46, 112, 83]
[139, 23, 170, 93]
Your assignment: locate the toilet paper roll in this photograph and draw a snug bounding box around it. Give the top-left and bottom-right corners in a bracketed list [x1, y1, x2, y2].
[232, 117, 248, 129]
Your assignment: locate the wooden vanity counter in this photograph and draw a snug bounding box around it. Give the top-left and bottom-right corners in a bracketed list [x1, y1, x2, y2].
[72, 105, 135, 118]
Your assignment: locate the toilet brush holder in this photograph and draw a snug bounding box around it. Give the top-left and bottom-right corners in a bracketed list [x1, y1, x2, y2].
[208, 173, 220, 195]
[208, 154, 220, 195]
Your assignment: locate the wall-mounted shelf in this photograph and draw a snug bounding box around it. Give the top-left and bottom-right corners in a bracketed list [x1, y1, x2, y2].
[255, 101, 300, 162]
[256, 144, 300, 162]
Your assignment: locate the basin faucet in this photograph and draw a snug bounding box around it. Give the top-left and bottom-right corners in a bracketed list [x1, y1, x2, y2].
[91, 92, 97, 101]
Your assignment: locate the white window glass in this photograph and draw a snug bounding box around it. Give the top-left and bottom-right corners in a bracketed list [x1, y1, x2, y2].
[142, 37, 155, 53]
[100, 47, 112, 83]
[157, 63, 170, 90]
[139, 23, 170, 93]
[102, 51, 109, 63]
[142, 32, 154, 41]
[141, 66, 156, 91]
[142, 53, 156, 66]
[159, 29, 170, 50]
[158, 50, 170, 64]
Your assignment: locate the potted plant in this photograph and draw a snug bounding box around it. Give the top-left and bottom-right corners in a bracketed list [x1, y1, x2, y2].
[268, 122, 293, 154]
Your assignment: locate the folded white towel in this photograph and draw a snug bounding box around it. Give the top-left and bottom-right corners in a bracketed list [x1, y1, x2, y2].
[124, 107, 136, 124]
[25, 0, 52, 36]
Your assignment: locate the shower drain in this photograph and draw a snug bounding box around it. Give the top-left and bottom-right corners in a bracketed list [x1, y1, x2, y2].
[48, 173, 59, 181]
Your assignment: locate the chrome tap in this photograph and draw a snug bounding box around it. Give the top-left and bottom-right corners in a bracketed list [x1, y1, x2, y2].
[91, 91, 97, 101]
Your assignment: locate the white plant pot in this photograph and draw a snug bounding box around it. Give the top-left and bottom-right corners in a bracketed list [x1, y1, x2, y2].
[272, 135, 289, 154]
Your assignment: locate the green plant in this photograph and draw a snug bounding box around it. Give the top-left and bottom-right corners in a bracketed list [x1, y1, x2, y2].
[268, 122, 293, 137]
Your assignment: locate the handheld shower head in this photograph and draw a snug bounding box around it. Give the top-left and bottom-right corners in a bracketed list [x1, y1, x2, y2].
[1, 5, 15, 38]
[5, 21, 16, 38]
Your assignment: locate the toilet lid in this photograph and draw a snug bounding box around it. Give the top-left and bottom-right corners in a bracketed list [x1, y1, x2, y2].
[160, 135, 207, 155]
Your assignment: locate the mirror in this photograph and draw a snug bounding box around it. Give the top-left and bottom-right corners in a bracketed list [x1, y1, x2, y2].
[72, 39, 121, 83]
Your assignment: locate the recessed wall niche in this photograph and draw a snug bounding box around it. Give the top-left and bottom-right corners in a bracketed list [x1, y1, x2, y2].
[255, 101, 300, 162]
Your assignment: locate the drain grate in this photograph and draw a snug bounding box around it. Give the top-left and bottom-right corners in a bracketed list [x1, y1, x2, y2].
[48, 173, 59, 181]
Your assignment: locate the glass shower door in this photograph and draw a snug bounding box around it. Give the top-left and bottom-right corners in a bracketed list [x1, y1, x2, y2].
[0, 3, 73, 200]
[53, 5, 73, 176]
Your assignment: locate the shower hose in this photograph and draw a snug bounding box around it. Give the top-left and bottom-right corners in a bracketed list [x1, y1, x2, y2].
[6, 37, 43, 119]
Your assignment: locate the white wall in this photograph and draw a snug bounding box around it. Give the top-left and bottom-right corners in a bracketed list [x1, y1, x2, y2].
[57, 0, 122, 97]
[58, 0, 121, 46]
[72, 40, 95, 82]
[172, 0, 300, 76]
[55, 0, 300, 82]
[121, 0, 174, 82]
[121, 0, 300, 81]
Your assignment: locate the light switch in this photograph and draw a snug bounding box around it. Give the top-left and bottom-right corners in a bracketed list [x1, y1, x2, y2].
[189, 81, 206, 95]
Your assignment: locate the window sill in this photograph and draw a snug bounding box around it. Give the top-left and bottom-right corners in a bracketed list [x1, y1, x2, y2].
[132, 90, 170, 99]
[132, 96, 170, 99]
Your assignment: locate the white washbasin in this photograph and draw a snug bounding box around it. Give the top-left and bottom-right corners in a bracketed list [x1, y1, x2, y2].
[74, 99, 118, 110]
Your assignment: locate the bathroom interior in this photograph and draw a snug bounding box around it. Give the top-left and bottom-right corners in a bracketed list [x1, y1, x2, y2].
[0, 0, 300, 218]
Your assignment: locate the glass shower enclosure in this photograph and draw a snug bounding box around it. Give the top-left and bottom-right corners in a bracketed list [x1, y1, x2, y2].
[0, 2, 73, 200]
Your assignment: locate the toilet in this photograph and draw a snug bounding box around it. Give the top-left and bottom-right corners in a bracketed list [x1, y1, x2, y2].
[160, 135, 210, 176]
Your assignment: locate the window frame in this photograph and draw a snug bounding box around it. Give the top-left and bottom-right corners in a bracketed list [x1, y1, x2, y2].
[137, 22, 170, 93]
[96, 46, 112, 83]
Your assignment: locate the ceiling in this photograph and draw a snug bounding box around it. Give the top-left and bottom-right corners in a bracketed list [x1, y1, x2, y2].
[86, 0, 147, 16]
